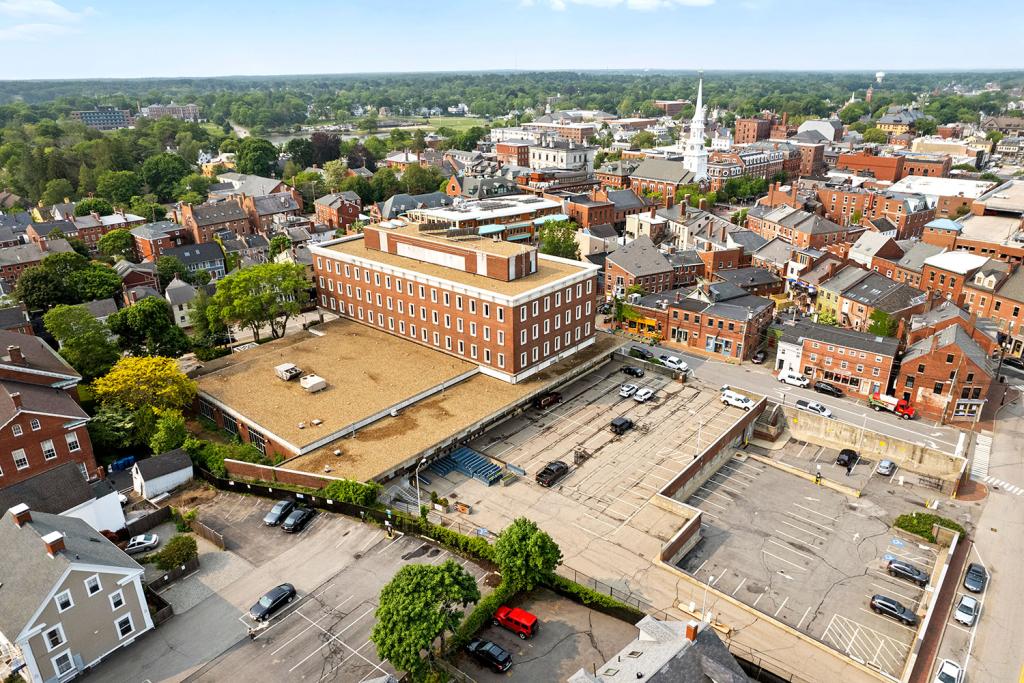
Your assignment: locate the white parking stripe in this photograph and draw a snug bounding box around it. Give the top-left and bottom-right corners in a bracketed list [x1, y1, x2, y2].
[779, 520, 827, 541]
[288, 608, 377, 673]
[761, 550, 806, 571]
[731, 577, 747, 596]
[270, 596, 354, 655]
[774, 596, 789, 617]
[793, 503, 837, 521]
[768, 538, 814, 561]
[796, 605, 813, 630]
[785, 511, 832, 532]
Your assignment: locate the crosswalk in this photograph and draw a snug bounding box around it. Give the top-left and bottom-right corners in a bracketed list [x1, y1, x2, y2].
[970, 434, 991, 479]
[982, 475, 1024, 496]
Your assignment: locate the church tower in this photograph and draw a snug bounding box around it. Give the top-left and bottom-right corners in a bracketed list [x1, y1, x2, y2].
[683, 74, 709, 183]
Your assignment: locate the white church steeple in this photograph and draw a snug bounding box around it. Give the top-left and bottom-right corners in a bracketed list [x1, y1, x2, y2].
[682, 73, 708, 183]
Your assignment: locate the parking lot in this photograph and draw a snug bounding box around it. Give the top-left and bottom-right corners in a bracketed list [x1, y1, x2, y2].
[450, 587, 637, 682]
[676, 459, 939, 680]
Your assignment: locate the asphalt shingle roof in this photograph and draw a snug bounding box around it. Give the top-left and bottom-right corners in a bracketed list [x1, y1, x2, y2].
[605, 236, 671, 277]
[135, 448, 192, 480]
[777, 319, 899, 356]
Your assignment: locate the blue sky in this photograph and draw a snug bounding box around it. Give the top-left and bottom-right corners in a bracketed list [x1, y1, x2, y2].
[0, 0, 1021, 79]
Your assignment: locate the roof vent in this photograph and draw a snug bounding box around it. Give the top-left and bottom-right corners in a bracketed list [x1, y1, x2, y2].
[311, 418, 323, 426]
[300, 374, 328, 393]
[275, 363, 302, 381]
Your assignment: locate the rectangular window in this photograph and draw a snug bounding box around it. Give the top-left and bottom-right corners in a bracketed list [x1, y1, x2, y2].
[44, 625, 66, 651]
[484, 348, 491, 363]
[520, 330, 527, 345]
[544, 296, 550, 312]
[498, 353, 505, 368]
[247, 428, 267, 456]
[54, 590, 73, 612]
[483, 303, 490, 318]
[470, 322, 477, 337]
[497, 307, 504, 322]
[445, 336, 452, 350]
[520, 352, 527, 367]
[484, 326, 491, 341]
[470, 344, 478, 359]
[520, 306, 527, 322]
[443, 292, 450, 306]
[12, 424, 22, 437]
[41, 439, 56, 460]
[13, 449, 28, 470]
[116, 614, 135, 639]
[469, 300, 476, 314]
[532, 323, 539, 340]
[933, 382, 944, 394]
[85, 574, 102, 595]
[457, 318, 464, 332]
[433, 332, 440, 346]
[30, 419, 40, 431]
[109, 590, 125, 610]
[52, 651, 74, 677]
[456, 295, 463, 310]
[444, 314, 451, 328]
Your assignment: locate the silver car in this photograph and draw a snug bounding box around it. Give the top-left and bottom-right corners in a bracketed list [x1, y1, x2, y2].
[125, 533, 160, 554]
[953, 594, 980, 627]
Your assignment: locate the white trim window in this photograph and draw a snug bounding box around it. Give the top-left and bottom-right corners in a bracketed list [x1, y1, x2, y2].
[54, 590, 74, 612]
[115, 613, 135, 639]
[41, 439, 57, 461]
[84, 574, 102, 596]
[13, 449, 28, 471]
[30, 419, 41, 431]
[44, 624, 67, 651]
[12, 424, 22, 437]
[109, 590, 125, 611]
[51, 650, 75, 678]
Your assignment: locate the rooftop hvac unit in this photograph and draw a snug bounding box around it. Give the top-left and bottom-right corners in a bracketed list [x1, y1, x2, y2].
[300, 374, 328, 393]
[275, 363, 302, 381]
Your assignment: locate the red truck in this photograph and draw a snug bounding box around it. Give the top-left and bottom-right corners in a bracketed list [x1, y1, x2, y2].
[492, 606, 538, 639]
[867, 392, 916, 420]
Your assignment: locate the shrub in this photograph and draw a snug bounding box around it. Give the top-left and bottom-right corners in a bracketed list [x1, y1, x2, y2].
[545, 574, 644, 622]
[153, 534, 198, 570]
[422, 522, 494, 563]
[320, 479, 383, 507]
[455, 581, 517, 647]
[193, 345, 231, 362]
[893, 513, 965, 543]
[183, 436, 268, 477]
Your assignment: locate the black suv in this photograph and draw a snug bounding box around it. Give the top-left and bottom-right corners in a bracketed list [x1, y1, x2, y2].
[836, 449, 858, 467]
[536, 460, 570, 487]
[813, 381, 843, 398]
[629, 345, 654, 360]
[870, 594, 919, 626]
[465, 639, 512, 672]
[888, 559, 929, 587]
[963, 562, 988, 593]
[621, 366, 645, 378]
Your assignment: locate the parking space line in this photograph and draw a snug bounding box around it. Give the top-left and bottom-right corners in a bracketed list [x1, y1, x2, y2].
[376, 534, 406, 555]
[793, 503, 837, 521]
[767, 538, 814, 562]
[697, 486, 733, 503]
[869, 582, 920, 603]
[784, 511, 832, 532]
[773, 528, 816, 547]
[773, 596, 789, 617]
[779, 520, 827, 541]
[703, 479, 745, 496]
[688, 495, 726, 511]
[270, 595, 354, 655]
[719, 464, 759, 480]
[693, 560, 707, 576]
[288, 608, 377, 673]
[319, 640, 379, 683]
[358, 531, 383, 553]
[711, 472, 749, 488]
[752, 591, 767, 607]
[731, 577, 747, 596]
[796, 605, 812, 630]
[857, 607, 918, 633]
[761, 550, 806, 571]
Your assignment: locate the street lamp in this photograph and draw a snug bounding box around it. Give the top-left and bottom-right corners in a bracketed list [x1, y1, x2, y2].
[414, 458, 428, 512]
[702, 575, 715, 622]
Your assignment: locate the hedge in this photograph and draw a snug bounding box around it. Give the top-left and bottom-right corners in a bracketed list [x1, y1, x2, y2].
[545, 574, 645, 623]
[183, 436, 269, 477]
[894, 513, 965, 543]
[454, 581, 516, 648]
[153, 534, 198, 570]
[321, 479, 383, 507]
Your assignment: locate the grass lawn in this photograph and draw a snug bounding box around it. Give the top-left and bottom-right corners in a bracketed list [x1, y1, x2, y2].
[382, 115, 489, 133]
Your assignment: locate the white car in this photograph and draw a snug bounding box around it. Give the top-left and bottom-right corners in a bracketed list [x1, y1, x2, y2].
[933, 659, 963, 683]
[663, 356, 689, 372]
[777, 369, 810, 387]
[953, 594, 980, 626]
[721, 389, 755, 411]
[633, 388, 655, 403]
[619, 383, 638, 398]
[795, 398, 832, 418]
[125, 534, 160, 555]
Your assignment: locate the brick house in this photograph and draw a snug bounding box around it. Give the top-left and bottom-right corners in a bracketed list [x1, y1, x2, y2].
[628, 159, 696, 207]
[919, 251, 990, 306]
[595, 159, 640, 190]
[243, 191, 303, 233]
[774, 320, 898, 397]
[113, 260, 160, 298]
[604, 236, 675, 299]
[836, 272, 930, 332]
[871, 240, 945, 289]
[314, 191, 362, 231]
[0, 332, 97, 489]
[162, 243, 226, 281]
[734, 116, 774, 144]
[835, 152, 904, 182]
[963, 263, 1024, 357]
[814, 186, 933, 239]
[0, 305, 33, 335]
[178, 199, 250, 243]
[894, 324, 994, 423]
[898, 152, 951, 179]
[564, 193, 615, 229]
[713, 266, 784, 297]
[0, 240, 74, 290]
[495, 141, 531, 167]
[745, 205, 850, 250]
[130, 221, 192, 262]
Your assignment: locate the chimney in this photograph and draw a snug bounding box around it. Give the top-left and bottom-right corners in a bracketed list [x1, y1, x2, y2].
[699, 198, 709, 211]
[10, 503, 31, 527]
[7, 345, 24, 364]
[685, 620, 700, 641]
[42, 530, 65, 557]
[683, 193, 692, 207]
[10, 392, 21, 409]
[665, 193, 674, 210]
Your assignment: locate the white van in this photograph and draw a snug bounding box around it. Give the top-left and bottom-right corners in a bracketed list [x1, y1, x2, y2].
[777, 369, 810, 387]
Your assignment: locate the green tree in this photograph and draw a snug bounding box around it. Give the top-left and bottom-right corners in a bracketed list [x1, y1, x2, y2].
[631, 130, 657, 149]
[817, 309, 838, 326]
[371, 561, 480, 678]
[156, 255, 191, 290]
[107, 296, 191, 357]
[70, 265, 122, 302]
[93, 356, 197, 412]
[862, 127, 889, 144]
[205, 262, 309, 342]
[492, 517, 562, 591]
[174, 173, 213, 202]
[401, 164, 446, 195]
[188, 286, 229, 347]
[130, 196, 168, 223]
[42, 304, 120, 380]
[97, 170, 144, 206]
[915, 118, 937, 136]
[15, 253, 120, 311]
[284, 137, 314, 168]
[986, 130, 1004, 144]
[850, 210, 863, 225]
[142, 153, 192, 201]
[979, 172, 1002, 182]
[411, 129, 427, 154]
[268, 234, 291, 260]
[339, 175, 373, 205]
[235, 137, 278, 176]
[322, 159, 349, 191]
[66, 237, 91, 259]
[74, 197, 113, 217]
[290, 169, 325, 206]
[98, 229, 137, 261]
[370, 167, 401, 202]
[538, 220, 580, 260]
[87, 404, 139, 452]
[867, 309, 898, 337]
[41, 178, 75, 206]
[149, 410, 188, 455]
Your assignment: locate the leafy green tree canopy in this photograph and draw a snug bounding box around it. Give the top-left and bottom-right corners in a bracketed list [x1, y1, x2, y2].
[74, 197, 113, 217]
[206, 262, 309, 342]
[42, 304, 120, 380]
[493, 517, 563, 591]
[98, 229, 137, 261]
[235, 137, 278, 176]
[538, 219, 580, 260]
[142, 153, 192, 201]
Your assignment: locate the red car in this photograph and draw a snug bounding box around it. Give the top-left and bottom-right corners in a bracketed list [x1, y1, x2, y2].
[492, 605, 538, 639]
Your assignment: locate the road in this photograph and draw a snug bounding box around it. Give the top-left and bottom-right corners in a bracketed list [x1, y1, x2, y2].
[637, 343, 964, 455]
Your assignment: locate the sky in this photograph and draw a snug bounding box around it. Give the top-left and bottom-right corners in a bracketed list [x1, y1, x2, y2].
[0, 0, 1022, 80]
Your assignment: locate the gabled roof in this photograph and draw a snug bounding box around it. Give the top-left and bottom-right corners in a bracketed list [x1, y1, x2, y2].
[135, 448, 192, 480]
[0, 330, 80, 380]
[605, 236, 671, 277]
[585, 224, 618, 239]
[0, 380, 88, 427]
[777, 319, 899, 356]
[630, 159, 695, 185]
[751, 237, 793, 266]
[81, 298, 117, 320]
[130, 220, 181, 240]
[606, 189, 649, 212]
[164, 277, 197, 305]
[252, 192, 300, 217]
[820, 264, 871, 293]
[189, 200, 247, 226]
[904, 324, 994, 375]
[163, 243, 225, 266]
[315, 192, 361, 209]
[113, 259, 158, 277]
[715, 267, 782, 289]
[0, 304, 29, 330]
[216, 173, 284, 197]
[0, 462, 94, 520]
[0, 240, 73, 266]
[0, 508, 142, 638]
[376, 192, 453, 220]
[887, 240, 945, 273]
[850, 232, 899, 261]
[923, 251, 989, 275]
[925, 218, 963, 233]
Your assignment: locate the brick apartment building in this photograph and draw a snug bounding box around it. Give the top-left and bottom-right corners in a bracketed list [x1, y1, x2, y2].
[595, 159, 640, 190]
[920, 251, 991, 306]
[898, 152, 951, 178]
[653, 100, 689, 116]
[775, 320, 898, 397]
[243, 192, 303, 233]
[0, 332, 97, 489]
[309, 222, 600, 384]
[563, 193, 614, 229]
[734, 115, 779, 144]
[130, 221, 192, 262]
[871, 240, 945, 289]
[815, 185, 934, 239]
[745, 205, 850, 249]
[314, 191, 363, 231]
[964, 263, 1024, 357]
[0, 240, 74, 290]
[628, 159, 697, 206]
[178, 199, 250, 243]
[495, 141, 531, 167]
[836, 271, 930, 332]
[835, 152, 905, 182]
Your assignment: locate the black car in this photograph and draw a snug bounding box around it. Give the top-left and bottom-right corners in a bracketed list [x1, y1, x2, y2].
[249, 583, 296, 621]
[1002, 356, 1024, 371]
[263, 499, 295, 526]
[836, 449, 858, 467]
[963, 562, 988, 593]
[281, 507, 315, 533]
[629, 345, 654, 360]
[813, 381, 843, 398]
[869, 594, 919, 626]
[888, 559, 929, 587]
[465, 638, 512, 673]
[535, 460, 570, 487]
[621, 366, 645, 378]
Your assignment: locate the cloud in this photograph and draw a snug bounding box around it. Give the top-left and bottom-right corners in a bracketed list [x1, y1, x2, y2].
[544, 0, 714, 8]
[0, 1, 91, 43]
[0, 20, 77, 40]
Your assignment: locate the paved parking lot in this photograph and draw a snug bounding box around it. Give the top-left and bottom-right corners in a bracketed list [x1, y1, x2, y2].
[450, 588, 637, 682]
[676, 459, 939, 680]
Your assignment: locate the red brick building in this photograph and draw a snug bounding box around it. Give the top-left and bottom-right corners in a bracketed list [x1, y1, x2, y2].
[314, 191, 363, 231]
[919, 251, 991, 306]
[775, 320, 898, 397]
[835, 152, 905, 182]
[594, 160, 640, 190]
[815, 186, 934, 239]
[898, 153, 951, 179]
[495, 141, 531, 167]
[745, 205, 850, 250]
[242, 191, 303, 233]
[178, 199, 250, 243]
[734, 116, 774, 145]
[0, 240, 75, 290]
[130, 221, 192, 262]
[564, 193, 614, 229]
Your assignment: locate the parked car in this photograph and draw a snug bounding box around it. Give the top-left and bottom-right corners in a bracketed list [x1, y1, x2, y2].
[610, 416, 634, 435]
[465, 639, 512, 672]
[721, 389, 755, 411]
[1002, 356, 1024, 371]
[795, 398, 832, 418]
[264, 499, 296, 526]
[281, 507, 315, 533]
[536, 460, 570, 487]
[751, 350, 767, 364]
[660, 356, 688, 372]
[532, 391, 562, 410]
[620, 366, 645, 378]
[777, 369, 810, 387]
[869, 594, 919, 626]
[813, 381, 843, 398]
[963, 563, 988, 593]
[249, 583, 297, 621]
[629, 345, 654, 360]
[954, 594, 980, 626]
[836, 449, 859, 467]
[633, 387, 655, 402]
[492, 605, 538, 639]
[876, 459, 897, 476]
[619, 383, 638, 398]
[933, 659, 963, 683]
[887, 559, 929, 587]
[125, 534, 159, 555]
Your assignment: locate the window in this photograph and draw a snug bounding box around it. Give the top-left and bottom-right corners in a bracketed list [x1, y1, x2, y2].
[54, 590, 73, 612]
[12, 424, 21, 437]
[917, 364, 925, 373]
[520, 306, 527, 322]
[905, 375, 915, 388]
[966, 373, 974, 382]
[85, 575, 102, 595]
[443, 292, 450, 306]
[497, 353, 505, 368]
[933, 382, 944, 395]
[497, 330, 505, 345]
[44, 624, 67, 651]
[520, 352, 527, 367]
[456, 295, 462, 310]
[13, 449, 28, 470]
[30, 419, 40, 431]
[483, 303, 490, 318]
[946, 353, 954, 364]
[497, 307, 504, 322]
[445, 336, 452, 350]
[247, 429, 267, 456]
[52, 651, 74, 678]
[116, 614, 135, 639]
[469, 300, 476, 314]
[484, 349, 491, 363]
[41, 439, 56, 460]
